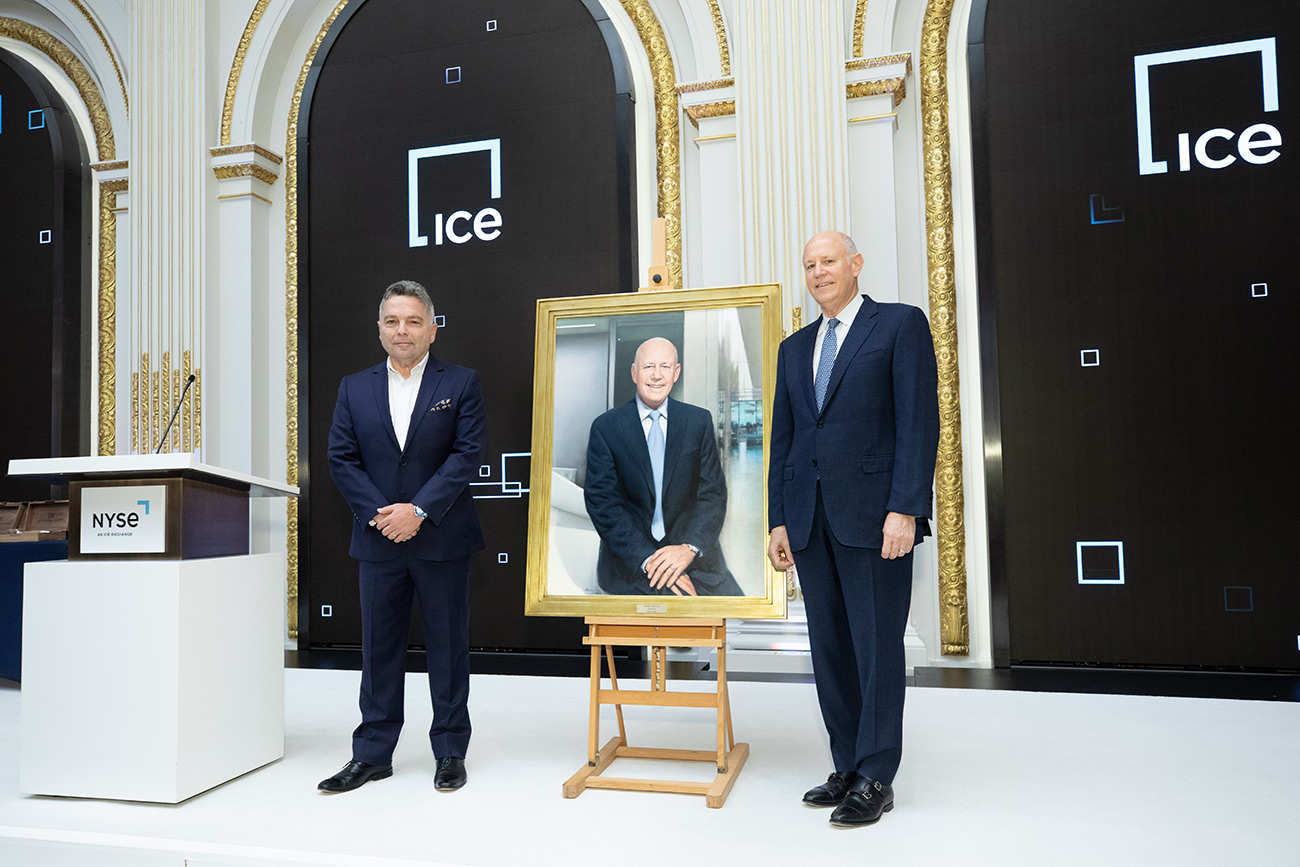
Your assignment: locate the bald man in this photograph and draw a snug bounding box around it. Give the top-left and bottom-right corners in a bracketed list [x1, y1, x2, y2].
[584, 338, 743, 596]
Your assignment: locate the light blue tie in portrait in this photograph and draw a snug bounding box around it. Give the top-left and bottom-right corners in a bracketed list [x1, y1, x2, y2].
[814, 318, 840, 413]
[647, 409, 666, 541]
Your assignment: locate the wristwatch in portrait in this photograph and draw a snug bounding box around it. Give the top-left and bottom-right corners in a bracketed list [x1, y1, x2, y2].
[683, 543, 702, 557]
[413, 504, 428, 519]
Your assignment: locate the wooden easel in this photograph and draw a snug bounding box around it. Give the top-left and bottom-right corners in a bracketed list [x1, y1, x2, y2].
[562, 617, 748, 808]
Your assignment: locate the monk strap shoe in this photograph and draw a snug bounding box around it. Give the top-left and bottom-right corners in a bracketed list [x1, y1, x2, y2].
[803, 771, 859, 807]
[830, 778, 894, 827]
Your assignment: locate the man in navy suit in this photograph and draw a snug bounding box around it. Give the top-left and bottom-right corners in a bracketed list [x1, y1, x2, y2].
[319, 280, 486, 794]
[767, 232, 939, 827]
[584, 337, 742, 596]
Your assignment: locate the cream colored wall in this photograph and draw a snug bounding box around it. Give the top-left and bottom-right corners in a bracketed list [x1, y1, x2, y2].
[3, 0, 992, 666]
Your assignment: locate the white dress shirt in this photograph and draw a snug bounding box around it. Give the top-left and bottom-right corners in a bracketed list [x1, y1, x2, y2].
[811, 293, 864, 381]
[387, 352, 429, 450]
[636, 396, 668, 441]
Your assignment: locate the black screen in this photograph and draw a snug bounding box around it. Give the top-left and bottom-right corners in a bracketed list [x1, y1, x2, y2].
[973, 0, 1299, 669]
[300, 0, 635, 652]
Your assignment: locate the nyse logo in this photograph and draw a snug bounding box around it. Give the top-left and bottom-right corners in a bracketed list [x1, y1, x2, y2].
[1134, 37, 1281, 175]
[408, 138, 503, 247]
[90, 499, 149, 530]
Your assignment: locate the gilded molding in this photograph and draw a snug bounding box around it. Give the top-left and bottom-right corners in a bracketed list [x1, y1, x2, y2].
[616, 0, 682, 290]
[675, 77, 734, 94]
[683, 99, 736, 128]
[920, 0, 968, 655]
[705, 0, 730, 76]
[846, 76, 907, 107]
[853, 0, 868, 59]
[285, 0, 350, 638]
[211, 143, 284, 165]
[846, 52, 912, 75]
[214, 162, 280, 185]
[97, 182, 118, 455]
[221, 0, 271, 146]
[68, 0, 128, 116]
[93, 160, 128, 172]
[0, 18, 115, 160]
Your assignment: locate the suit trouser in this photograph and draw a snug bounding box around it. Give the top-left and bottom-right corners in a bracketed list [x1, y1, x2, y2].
[352, 550, 471, 765]
[796, 486, 913, 785]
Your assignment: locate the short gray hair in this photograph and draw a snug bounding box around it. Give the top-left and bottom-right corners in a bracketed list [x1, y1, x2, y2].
[378, 280, 435, 320]
[834, 231, 859, 257]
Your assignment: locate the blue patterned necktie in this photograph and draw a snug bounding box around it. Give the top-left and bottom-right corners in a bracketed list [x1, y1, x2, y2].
[814, 318, 840, 413]
[647, 410, 666, 540]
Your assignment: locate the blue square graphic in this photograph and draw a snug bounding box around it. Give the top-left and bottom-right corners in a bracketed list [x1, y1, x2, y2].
[29, 109, 45, 130]
[1077, 541, 1125, 584]
[1223, 586, 1253, 612]
[445, 67, 461, 84]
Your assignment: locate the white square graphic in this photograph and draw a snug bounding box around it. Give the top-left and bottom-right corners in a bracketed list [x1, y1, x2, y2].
[1076, 541, 1125, 585]
[479, 464, 491, 477]
[498, 553, 508, 564]
[445, 66, 461, 84]
[39, 229, 51, 244]
[321, 605, 333, 617]
[1252, 282, 1268, 297]
[486, 20, 497, 31]
[1080, 349, 1100, 367]
[79, 485, 168, 554]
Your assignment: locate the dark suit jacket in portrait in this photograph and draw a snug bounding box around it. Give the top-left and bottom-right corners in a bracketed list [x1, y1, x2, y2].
[328, 356, 487, 563]
[584, 398, 743, 596]
[769, 294, 940, 552]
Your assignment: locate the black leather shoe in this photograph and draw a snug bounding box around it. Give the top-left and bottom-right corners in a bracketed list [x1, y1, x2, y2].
[803, 771, 859, 807]
[318, 760, 393, 793]
[829, 778, 894, 827]
[434, 756, 467, 791]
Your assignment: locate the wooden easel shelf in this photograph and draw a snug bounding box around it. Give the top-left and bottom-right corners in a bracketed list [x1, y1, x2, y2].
[562, 617, 748, 809]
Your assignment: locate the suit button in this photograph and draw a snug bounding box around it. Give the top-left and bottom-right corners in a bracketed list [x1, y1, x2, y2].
[812, 459, 818, 466]
[817, 420, 824, 429]
[400, 459, 408, 466]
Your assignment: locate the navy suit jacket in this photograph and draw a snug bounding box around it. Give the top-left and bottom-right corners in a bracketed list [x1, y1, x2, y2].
[584, 398, 742, 595]
[328, 356, 486, 563]
[768, 295, 939, 551]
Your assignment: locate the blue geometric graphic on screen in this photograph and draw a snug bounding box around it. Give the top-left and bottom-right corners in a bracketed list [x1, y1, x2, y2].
[1223, 586, 1253, 612]
[1, 94, 4, 134]
[320, 605, 333, 617]
[1080, 349, 1100, 367]
[137, 499, 150, 515]
[486, 20, 497, 32]
[29, 109, 45, 129]
[446, 67, 461, 84]
[1252, 283, 1268, 298]
[1089, 194, 1125, 224]
[435, 315, 446, 327]
[39, 230, 52, 244]
[1077, 541, 1125, 584]
[471, 451, 530, 500]
[497, 552, 508, 564]
[479, 464, 491, 477]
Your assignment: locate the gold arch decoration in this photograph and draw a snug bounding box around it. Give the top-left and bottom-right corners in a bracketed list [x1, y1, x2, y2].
[920, 0, 969, 655]
[278, 1, 685, 637]
[853, 0, 868, 59]
[68, 0, 127, 116]
[221, 0, 270, 146]
[705, 0, 730, 76]
[0, 16, 120, 455]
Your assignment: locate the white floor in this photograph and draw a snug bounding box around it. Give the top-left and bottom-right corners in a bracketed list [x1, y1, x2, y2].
[2, 669, 1297, 866]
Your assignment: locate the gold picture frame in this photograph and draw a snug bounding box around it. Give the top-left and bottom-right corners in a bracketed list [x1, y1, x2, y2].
[525, 284, 787, 619]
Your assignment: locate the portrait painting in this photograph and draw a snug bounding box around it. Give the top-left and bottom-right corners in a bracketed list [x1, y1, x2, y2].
[525, 285, 787, 619]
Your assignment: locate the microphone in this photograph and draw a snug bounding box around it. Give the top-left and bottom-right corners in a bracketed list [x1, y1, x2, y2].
[155, 374, 197, 454]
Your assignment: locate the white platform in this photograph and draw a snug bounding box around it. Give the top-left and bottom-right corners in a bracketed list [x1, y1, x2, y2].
[2, 668, 1297, 866]
[19, 554, 285, 803]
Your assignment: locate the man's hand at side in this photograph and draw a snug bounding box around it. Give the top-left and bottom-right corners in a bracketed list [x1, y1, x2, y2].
[374, 503, 424, 543]
[881, 511, 916, 559]
[767, 525, 795, 571]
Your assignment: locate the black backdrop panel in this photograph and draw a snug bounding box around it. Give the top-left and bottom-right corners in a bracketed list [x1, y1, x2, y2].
[973, 0, 1299, 669]
[301, 0, 634, 652]
[0, 49, 87, 501]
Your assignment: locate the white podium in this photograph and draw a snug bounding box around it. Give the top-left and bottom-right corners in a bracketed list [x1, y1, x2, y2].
[8, 455, 297, 803]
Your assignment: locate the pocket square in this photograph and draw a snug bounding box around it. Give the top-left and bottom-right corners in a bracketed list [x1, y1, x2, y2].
[431, 398, 452, 412]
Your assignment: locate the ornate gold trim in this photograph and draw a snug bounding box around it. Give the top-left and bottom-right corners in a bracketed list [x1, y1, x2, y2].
[68, 0, 128, 116]
[853, 0, 868, 59]
[96, 181, 120, 455]
[616, 0, 682, 290]
[285, 0, 350, 639]
[219, 191, 274, 205]
[683, 99, 736, 128]
[705, 0, 730, 77]
[675, 77, 734, 94]
[93, 160, 128, 172]
[214, 163, 279, 185]
[0, 18, 115, 160]
[920, 0, 968, 655]
[846, 77, 907, 107]
[221, 0, 271, 146]
[846, 52, 912, 75]
[211, 143, 284, 164]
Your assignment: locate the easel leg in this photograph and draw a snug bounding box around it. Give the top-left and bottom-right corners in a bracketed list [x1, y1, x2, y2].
[587, 640, 600, 765]
[604, 644, 626, 744]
